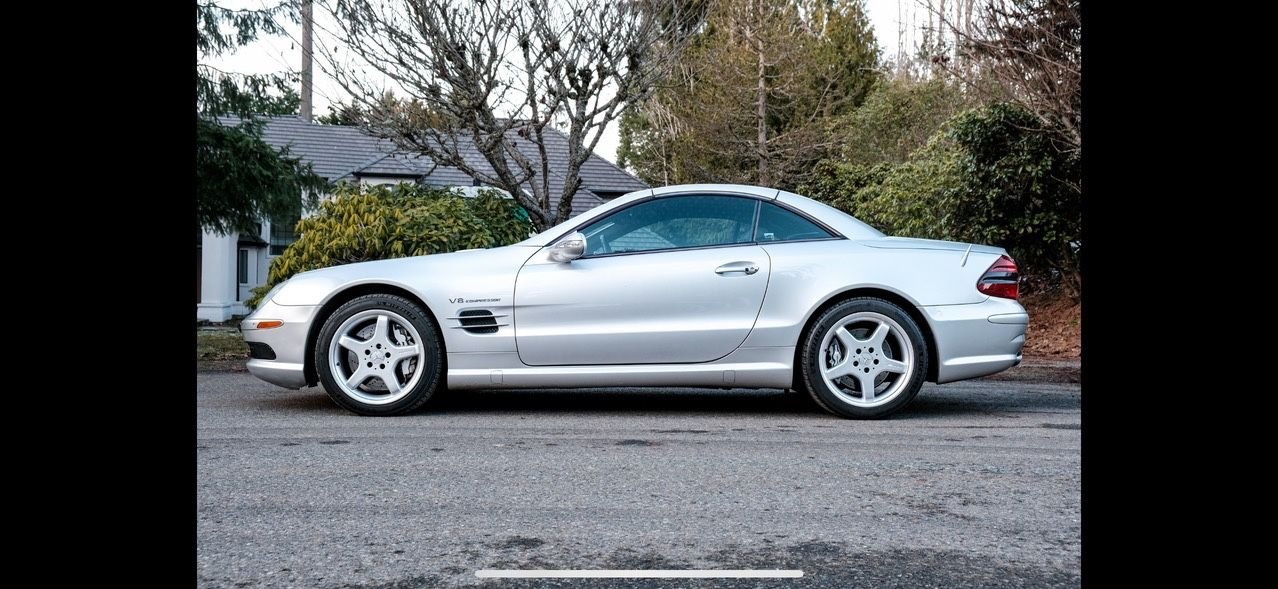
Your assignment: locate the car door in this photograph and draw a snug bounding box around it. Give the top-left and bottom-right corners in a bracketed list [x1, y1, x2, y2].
[513, 194, 771, 366]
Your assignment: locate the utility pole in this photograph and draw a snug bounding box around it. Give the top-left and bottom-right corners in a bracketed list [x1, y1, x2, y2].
[300, 0, 313, 122]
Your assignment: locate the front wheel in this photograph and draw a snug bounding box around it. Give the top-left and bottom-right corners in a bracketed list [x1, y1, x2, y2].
[314, 294, 444, 416]
[798, 297, 929, 419]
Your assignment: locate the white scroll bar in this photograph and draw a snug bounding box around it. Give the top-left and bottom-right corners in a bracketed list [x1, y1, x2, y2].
[476, 569, 803, 578]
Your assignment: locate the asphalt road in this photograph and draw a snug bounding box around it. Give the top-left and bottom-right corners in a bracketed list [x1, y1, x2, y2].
[197, 366, 1080, 588]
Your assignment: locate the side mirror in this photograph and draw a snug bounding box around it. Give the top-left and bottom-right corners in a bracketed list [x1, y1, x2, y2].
[548, 232, 586, 263]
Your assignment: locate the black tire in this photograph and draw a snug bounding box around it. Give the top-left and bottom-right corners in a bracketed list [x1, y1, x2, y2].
[314, 294, 444, 416]
[797, 297, 929, 419]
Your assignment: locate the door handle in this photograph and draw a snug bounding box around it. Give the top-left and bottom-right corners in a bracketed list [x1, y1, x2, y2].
[715, 262, 760, 275]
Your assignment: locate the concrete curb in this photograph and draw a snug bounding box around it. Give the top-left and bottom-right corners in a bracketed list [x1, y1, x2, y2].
[1019, 357, 1081, 368]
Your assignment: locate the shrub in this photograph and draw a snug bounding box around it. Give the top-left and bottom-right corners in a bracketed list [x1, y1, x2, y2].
[802, 102, 1080, 294]
[246, 182, 531, 308]
[828, 77, 977, 166]
[462, 188, 534, 247]
[945, 103, 1081, 293]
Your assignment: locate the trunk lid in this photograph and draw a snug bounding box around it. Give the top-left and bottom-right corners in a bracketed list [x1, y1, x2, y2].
[862, 236, 1005, 255]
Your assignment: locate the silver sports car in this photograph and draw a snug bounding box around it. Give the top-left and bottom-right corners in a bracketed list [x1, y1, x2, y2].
[241, 183, 1027, 418]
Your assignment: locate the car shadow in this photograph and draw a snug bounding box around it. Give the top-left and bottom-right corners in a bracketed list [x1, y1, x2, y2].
[905, 396, 1080, 420]
[252, 381, 1077, 420]
[256, 390, 343, 413]
[428, 387, 818, 415]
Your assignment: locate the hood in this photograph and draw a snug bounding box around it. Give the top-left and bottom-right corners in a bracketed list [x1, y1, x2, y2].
[289, 245, 536, 278]
[270, 244, 540, 306]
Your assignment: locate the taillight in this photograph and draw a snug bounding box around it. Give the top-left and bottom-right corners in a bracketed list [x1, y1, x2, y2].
[977, 254, 1019, 299]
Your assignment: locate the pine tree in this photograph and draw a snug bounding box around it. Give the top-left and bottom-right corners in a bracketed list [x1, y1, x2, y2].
[196, 1, 326, 235]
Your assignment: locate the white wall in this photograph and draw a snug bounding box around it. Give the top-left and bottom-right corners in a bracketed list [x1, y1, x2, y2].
[197, 223, 271, 322]
[197, 228, 242, 322]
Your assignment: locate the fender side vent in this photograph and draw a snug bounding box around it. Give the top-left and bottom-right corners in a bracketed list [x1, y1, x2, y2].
[457, 309, 499, 334]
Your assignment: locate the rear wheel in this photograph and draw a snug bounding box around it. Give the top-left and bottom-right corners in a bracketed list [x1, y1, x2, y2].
[314, 294, 443, 416]
[798, 297, 928, 419]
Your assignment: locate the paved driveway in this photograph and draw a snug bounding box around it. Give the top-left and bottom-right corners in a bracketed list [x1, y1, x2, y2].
[198, 366, 1080, 588]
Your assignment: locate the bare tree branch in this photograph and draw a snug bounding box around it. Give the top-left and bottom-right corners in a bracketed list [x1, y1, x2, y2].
[316, 0, 703, 230]
[923, 0, 1080, 155]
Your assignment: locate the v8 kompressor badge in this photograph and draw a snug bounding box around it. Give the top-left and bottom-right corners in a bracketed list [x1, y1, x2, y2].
[449, 296, 501, 304]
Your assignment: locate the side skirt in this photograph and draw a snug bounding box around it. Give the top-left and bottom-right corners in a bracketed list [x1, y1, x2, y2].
[446, 347, 795, 390]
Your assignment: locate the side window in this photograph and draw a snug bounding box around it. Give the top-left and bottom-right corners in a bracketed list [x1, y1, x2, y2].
[581, 195, 758, 256]
[755, 202, 835, 242]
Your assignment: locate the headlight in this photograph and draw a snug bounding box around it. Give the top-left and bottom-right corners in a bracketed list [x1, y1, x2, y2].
[259, 281, 289, 306]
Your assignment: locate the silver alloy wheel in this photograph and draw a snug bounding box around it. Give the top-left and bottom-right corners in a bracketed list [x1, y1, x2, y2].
[326, 309, 427, 405]
[817, 311, 914, 408]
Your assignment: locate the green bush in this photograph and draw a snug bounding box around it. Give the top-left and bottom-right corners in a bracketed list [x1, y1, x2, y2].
[802, 102, 1080, 294]
[805, 141, 962, 240]
[804, 160, 890, 214]
[462, 188, 534, 247]
[945, 103, 1081, 293]
[246, 182, 531, 308]
[828, 78, 977, 166]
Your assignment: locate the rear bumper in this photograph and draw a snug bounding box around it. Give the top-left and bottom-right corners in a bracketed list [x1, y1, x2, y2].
[240, 300, 319, 390]
[922, 297, 1028, 383]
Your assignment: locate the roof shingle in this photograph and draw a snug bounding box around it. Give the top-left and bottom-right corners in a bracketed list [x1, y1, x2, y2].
[220, 115, 647, 218]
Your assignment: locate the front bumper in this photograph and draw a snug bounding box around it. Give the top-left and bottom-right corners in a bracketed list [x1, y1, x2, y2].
[245, 359, 308, 389]
[240, 299, 320, 389]
[922, 297, 1028, 383]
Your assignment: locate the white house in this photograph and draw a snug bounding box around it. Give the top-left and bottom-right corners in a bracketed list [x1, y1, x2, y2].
[197, 116, 648, 322]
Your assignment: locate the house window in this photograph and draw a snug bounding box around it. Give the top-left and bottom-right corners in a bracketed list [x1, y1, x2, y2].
[237, 249, 249, 284]
[270, 214, 300, 255]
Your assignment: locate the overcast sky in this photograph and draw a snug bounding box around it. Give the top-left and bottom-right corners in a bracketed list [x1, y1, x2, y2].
[205, 0, 923, 165]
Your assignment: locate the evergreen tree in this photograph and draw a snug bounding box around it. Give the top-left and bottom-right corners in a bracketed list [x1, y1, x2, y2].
[196, 1, 326, 235]
[618, 0, 880, 189]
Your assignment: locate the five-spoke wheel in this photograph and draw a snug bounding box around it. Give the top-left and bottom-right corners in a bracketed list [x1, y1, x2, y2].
[799, 297, 928, 419]
[315, 294, 443, 415]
